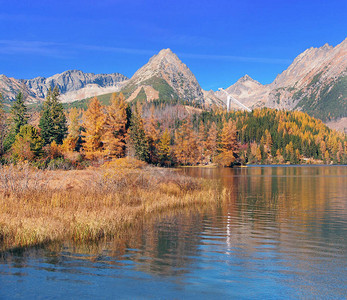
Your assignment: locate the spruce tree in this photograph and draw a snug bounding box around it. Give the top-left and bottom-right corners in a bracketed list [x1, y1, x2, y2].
[4, 91, 28, 151]
[39, 86, 67, 145]
[0, 93, 7, 155]
[129, 108, 149, 162]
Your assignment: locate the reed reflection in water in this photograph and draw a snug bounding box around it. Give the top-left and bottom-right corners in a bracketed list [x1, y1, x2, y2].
[0, 166, 346, 299]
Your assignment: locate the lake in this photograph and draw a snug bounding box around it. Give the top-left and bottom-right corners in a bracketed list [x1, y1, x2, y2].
[1, 166, 346, 299]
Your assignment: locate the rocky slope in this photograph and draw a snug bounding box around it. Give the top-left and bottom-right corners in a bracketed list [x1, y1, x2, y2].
[215, 74, 269, 110]
[121, 48, 209, 105]
[0, 75, 37, 103]
[215, 38, 347, 123]
[0, 70, 128, 103]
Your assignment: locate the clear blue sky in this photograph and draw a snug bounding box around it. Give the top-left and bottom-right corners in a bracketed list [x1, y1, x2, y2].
[0, 0, 346, 90]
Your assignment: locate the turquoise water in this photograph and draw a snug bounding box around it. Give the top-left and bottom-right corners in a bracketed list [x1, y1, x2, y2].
[1, 166, 346, 299]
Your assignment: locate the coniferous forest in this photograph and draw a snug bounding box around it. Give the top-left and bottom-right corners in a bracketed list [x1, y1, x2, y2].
[0, 88, 346, 169]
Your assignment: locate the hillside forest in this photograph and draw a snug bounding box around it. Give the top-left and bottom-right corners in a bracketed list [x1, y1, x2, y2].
[0, 87, 346, 169]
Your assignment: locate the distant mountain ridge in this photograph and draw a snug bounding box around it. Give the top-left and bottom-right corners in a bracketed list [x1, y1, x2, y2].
[0, 70, 128, 103]
[0, 38, 346, 130]
[215, 38, 347, 122]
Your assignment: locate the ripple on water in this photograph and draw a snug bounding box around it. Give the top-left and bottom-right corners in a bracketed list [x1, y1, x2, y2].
[1, 166, 346, 299]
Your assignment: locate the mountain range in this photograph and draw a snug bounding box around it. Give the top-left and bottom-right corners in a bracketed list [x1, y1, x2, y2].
[215, 38, 346, 123]
[0, 38, 346, 130]
[0, 71, 128, 104]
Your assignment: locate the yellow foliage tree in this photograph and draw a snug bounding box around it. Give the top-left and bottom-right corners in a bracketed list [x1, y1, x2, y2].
[216, 119, 239, 166]
[157, 129, 171, 166]
[82, 97, 105, 159]
[103, 93, 128, 158]
[174, 119, 199, 165]
[62, 108, 81, 152]
[205, 122, 218, 163]
[197, 121, 206, 163]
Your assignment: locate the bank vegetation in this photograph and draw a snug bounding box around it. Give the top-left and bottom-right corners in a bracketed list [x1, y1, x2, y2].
[0, 158, 224, 251]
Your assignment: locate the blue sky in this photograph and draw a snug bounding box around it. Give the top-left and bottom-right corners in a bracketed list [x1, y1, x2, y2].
[0, 0, 346, 90]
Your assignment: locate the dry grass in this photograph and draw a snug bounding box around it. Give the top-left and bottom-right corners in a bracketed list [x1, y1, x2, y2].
[0, 158, 223, 250]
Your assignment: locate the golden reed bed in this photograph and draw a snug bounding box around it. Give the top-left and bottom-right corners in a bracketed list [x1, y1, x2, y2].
[0, 158, 224, 251]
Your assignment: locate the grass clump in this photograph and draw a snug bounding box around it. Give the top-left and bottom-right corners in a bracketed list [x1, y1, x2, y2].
[0, 160, 223, 250]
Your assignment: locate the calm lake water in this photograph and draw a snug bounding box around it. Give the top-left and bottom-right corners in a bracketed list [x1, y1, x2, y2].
[1, 166, 346, 299]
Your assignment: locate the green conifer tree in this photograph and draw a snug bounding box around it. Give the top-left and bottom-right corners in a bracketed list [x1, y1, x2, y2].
[4, 91, 28, 151]
[39, 86, 67, 145]
[129, 108, 149, 162]
[0, 93, 7, 155]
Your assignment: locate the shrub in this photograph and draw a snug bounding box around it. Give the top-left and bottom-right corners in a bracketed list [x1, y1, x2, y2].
[11, 125, 43, 161]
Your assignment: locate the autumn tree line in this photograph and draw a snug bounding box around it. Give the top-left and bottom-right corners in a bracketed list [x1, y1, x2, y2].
[0, 88, 346, 168]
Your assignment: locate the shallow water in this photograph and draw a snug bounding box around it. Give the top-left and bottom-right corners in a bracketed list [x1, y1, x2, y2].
[1, 166, 346, 299]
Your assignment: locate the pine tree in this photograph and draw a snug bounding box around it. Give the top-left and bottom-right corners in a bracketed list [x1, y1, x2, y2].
[82, 97, 105, 159]
[39, 86, 67, 145]
[129, 107, 149, 162]
[4, 91, 28, 151]
[103, 93, 128, 158]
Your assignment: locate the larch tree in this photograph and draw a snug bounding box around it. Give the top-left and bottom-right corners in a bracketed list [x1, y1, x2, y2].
[62, 108, 81, 152]
[103, 93, 128, 158]
[174, 119, 198, 165]
[39, 86, 67, 145]
[82, 97, 106, 159]
[205, 122, 218, 163]
[216, 119, 239, 167]
[157, 129, 171, 166]
[197, 121, 206, 164]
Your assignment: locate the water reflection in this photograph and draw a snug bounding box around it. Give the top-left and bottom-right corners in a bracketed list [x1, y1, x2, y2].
[1, 166, 346, 299]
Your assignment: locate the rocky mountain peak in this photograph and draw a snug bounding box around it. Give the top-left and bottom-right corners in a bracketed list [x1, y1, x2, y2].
[125, 48, 205, 103]
[156, 48, 175, 57]
[321, 43, 333, 51]
[237, 74, 262, 85]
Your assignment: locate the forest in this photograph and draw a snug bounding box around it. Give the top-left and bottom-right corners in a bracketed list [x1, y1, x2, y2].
[0, 87, 346, 169]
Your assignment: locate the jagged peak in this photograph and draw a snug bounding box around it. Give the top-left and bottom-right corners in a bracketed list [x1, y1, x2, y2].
[236, 74, 262, 85]
[148, 48, 180, 64]
[26, 70, 127, 82]
[320, 43, 333, 51]
[239, 74, 252, 81]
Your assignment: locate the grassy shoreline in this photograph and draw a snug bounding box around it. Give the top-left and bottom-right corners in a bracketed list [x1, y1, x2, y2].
[0, 159, 224, 251]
